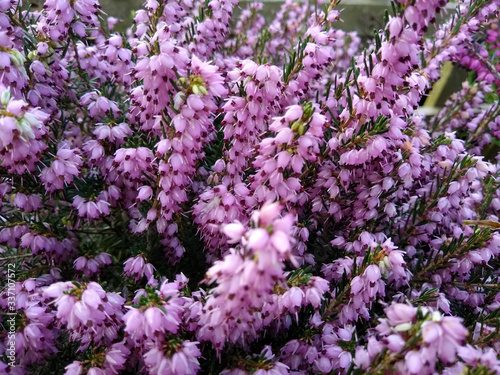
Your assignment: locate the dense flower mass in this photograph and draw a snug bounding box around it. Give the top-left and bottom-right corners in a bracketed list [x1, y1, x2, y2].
[1, 0, 500, 373]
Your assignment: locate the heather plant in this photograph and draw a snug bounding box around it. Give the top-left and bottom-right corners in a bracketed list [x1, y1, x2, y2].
[1, 0, 500, 373]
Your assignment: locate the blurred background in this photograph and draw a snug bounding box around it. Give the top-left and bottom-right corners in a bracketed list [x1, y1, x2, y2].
[98, 0, 390, 36]
[28, 0, 467, 118]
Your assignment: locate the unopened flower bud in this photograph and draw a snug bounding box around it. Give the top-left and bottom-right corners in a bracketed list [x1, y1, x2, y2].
[1, 89, 11, 106]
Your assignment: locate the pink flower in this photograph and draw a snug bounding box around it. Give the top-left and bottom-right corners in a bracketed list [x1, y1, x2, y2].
[246, 228, 270, 250]
[64, 362, 83, 375]
[144, 341, 201, 375]
[223, 222, 246, 244]
[405, 351, 423, 374]
[124, 255, 155, 281]
[43, 282, 124, 350]
[385, 303, 416, 326]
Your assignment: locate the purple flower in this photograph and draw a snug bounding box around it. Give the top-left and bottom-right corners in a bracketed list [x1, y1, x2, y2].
[144, 340, 201, 375]
[385, 303, 416, 326]
[43, 281, 124, 350]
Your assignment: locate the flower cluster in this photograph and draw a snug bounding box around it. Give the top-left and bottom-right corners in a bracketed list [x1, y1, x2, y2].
[43, 281, 125, 350]
[196, 203, 296, 350]
[0, 87, 48, 173]
[354, 303, 500, 374]
[1, 0, 500, 373]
